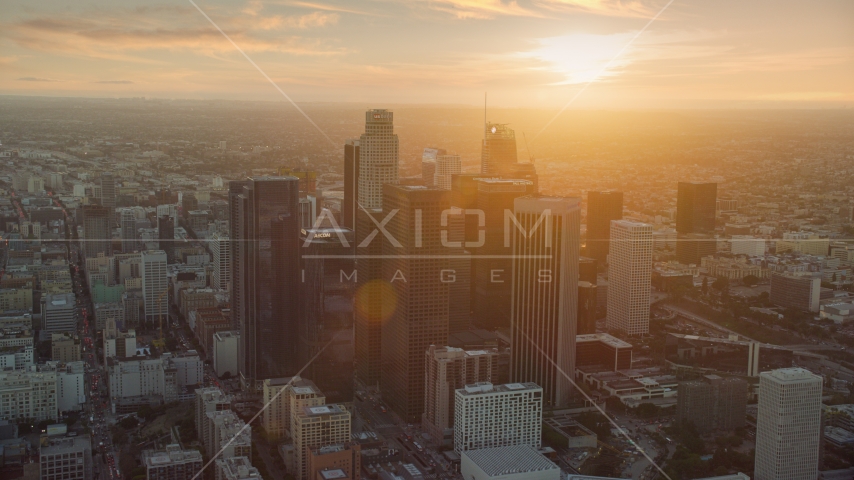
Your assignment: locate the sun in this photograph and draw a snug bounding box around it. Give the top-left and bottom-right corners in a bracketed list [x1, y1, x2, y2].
[523, 32, 637, 85]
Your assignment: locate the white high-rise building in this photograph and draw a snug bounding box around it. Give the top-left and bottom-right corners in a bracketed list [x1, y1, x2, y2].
[755, 367, 822, 480]
[141, 250, 168, 323]
[606, 220, 653, 335]
[210, 231, 230, 291]
[453, 382, 542, 454]
[434, 154, 461, 190]
[509, 197, 580, 408]
[357, 109, 399, 209]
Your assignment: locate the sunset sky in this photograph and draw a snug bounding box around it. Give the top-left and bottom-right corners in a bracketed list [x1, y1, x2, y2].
[2, 0, 852, 108]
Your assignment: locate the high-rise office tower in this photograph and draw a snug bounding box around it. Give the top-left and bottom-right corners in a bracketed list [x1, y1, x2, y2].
[182, 193, 198, 219]
[141, 250, 168, 324]
[354, 205, 383, 387]
[423, 346, 499, 446]
[755, 368, 822, 480]
[421, 148, 444, 187]
[82, 205, 111, 259]
[99, 172, 116, 209]
[471, 179, 537, 330]
[676, 375, 748, 432]
[210, 231, 230, 291]
[578, 256, 598, 284]
[676, 182, 717, 234]
[234, 177, 301, 391]
[293, 404, 351, 480]
[353, 110, 399, 388]
[481, 123, 517, 176]
[299, 227, 355, 403]
[509, 196, 580, 408]
[120, 209, 136, 254]
[342, 140, 360, 229]
[380, 185, 450, 423]
[434, 154, 461, 190]
[676, 182, 717, 265]
[577, 281, 598, 335]
[586, 191, 623, 264]
[228, 180, 251, 331]
[157, 215, 175, 264]
[606, 220, 653, 336]
[357, 109, 399, 210]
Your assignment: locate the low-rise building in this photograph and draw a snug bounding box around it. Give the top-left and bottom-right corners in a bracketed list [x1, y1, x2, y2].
[215, 456, 263, 480]
[51, 333, 81, 363]
[575, 334, 632, 373]
[143, 444, 203, 480]
[213, 330, 239, 378]
[39, 434, 93, 480]
[0, 367, 58, 422]
[770, 272, 821, 312]
[307, 443, 361, 480]
[454, 382, 542, 453]
[461, 445, 559, 480]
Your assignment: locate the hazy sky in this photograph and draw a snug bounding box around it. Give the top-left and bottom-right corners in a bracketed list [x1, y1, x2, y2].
[2, 0, 852, 108]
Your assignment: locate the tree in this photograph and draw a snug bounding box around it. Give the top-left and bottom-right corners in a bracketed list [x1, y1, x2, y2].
[712, 277, 730, 291]
[119, 417, 138, 429]
[742, 275, 759, 287]
[636, 402, 659, 418]
[701, 277, 709, 295]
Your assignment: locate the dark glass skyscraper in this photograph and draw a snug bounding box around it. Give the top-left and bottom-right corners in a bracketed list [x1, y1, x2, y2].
[234, 177, 301, 391]
[676, 182, 717, 265]
[380, 184, 450, 423]
[81, 205, 111, 259]
[676, 182, 717, 234]
[157, 215, 175, 263]
[586, 191, 623, 264]
[342, 139, 360, 229]
[229, 180, 251, 331]
[299, 227, 356, 403]
[470, 178, 536, 330]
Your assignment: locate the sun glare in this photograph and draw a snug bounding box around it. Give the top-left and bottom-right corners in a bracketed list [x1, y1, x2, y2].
[523, 32, 637, 85]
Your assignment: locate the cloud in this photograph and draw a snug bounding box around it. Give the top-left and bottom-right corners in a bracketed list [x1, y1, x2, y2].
[93, 80, 134, 84]
[427, 0, 543, 19]
[1, 3, 345, 62]
[535, 0, 655, 17]
[18, 76, 58, 82]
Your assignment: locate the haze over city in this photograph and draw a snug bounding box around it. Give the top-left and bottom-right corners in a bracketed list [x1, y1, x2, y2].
[1, 2, 853, 480]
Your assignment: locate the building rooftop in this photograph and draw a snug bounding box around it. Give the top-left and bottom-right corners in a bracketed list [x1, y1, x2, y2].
[462, 445, 558, 477]
[143, 444, 202, 467]
[320, 469, 348, 480]
[458, 382, 541, 396]
[763, 367, 821, 383]
[576, 333, 633, 349]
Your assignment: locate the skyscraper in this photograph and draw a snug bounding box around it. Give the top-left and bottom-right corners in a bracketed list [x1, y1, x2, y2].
[755, 368, 822, 480]
[421, 147, 444, 187]
[434, 154, 461, 190]
[299, 227, 356, 404]
[676, 374, 747, 432]
[353, 110, 399, 388]
[471, 178, 537, 330]
[141, 250, 168, 324]
[210, 231, 230, 291]
[676, 182, 717, 234]
[509, 196, 580, 408]
[99, 172, 116, 209]
[157, 215, 175, 264]
[342, 140, 360, 229]
[606, 220, 653, 336]
[357, 109, 399, 209]
[81, 205, 111, 259]
[234, 177, 301, 391]
[182, 192, 198, 219]
[228, 180, 251, 331]
[481, 123, 517, 176]
[586, 191, 623, 263]
[453, 382, 542, 453]
[380, 184, 450, 423]
[676, 182, 717, 265]
[120, 209, 136, 253]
